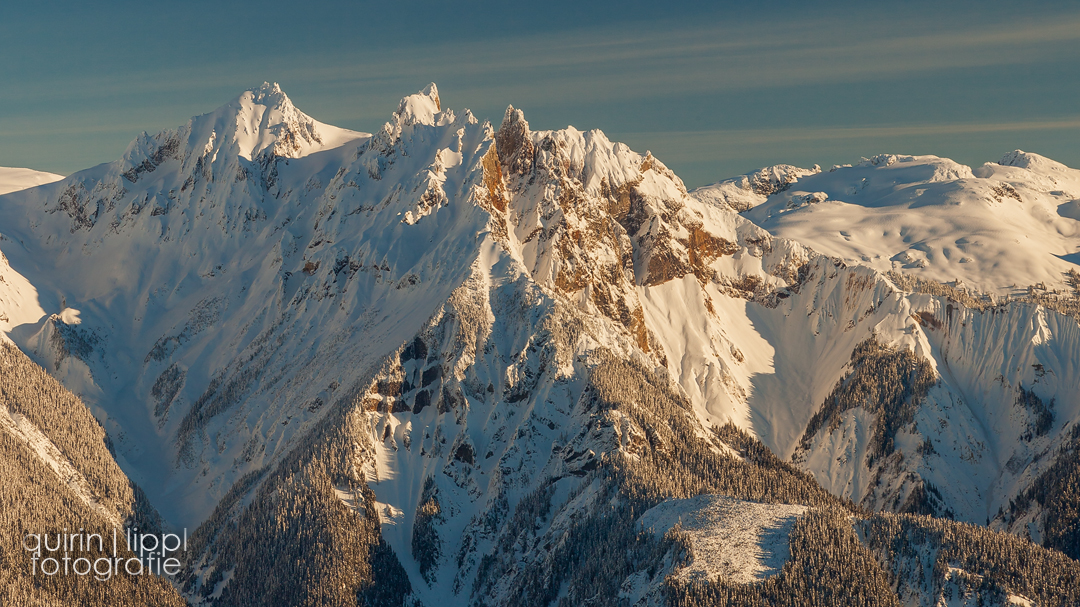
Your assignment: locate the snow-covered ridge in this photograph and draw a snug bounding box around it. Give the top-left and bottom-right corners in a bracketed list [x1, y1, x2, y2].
[690, 164, 821, 212]
[0, 166, 63, 196]
[0, 84, 838, 601]
[1, 83, 1079, 605]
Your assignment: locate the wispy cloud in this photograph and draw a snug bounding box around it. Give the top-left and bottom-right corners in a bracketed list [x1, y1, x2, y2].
[609, 116, 1080, 184]
[345, 10, 1080, 97]
[623, 117, 1080, 151]
[3, 3, 1079, 177]
[6, 9, 1080, 110]
[277, 10, 1080, 114]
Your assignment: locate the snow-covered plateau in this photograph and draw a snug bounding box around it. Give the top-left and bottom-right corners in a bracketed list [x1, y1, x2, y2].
[1, 83, 1078, 606]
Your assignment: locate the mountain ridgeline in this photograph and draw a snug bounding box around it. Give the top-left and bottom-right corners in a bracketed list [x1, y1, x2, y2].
[0, 83, 1078, 605]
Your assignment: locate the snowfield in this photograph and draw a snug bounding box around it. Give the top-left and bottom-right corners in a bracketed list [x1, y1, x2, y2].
[638, 494, 806, 583]
[738, 152, 1080, 296]
[0, 166, 62, 196]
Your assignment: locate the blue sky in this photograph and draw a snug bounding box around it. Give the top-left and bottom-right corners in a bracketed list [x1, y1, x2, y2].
[3, 1, 1079, 187]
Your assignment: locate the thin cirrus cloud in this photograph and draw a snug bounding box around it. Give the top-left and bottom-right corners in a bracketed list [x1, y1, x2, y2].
[266, 11, 1080, 113]
[1, 3, 1078, 183]
[9, 9, 1079, 110]
[346, 12, 1080, 95]
[620, 117, 1080, 163]
[610, 117, 1080, 188]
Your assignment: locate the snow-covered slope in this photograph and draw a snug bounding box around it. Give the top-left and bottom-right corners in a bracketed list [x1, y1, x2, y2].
[0, 166, 62, 195]
[739, 153, 1080, 296]
[791, 296, 1080, 522]
[0, 246, 47, 340]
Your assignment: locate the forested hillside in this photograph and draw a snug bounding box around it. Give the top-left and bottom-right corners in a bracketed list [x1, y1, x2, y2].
[0, 343, 185, 605]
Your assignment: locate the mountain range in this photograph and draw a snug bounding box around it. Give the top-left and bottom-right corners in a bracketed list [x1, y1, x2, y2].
[1, 82, 1078, 606]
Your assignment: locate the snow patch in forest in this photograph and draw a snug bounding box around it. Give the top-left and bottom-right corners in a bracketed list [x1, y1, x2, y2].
[333, 484, 364, 515]
[374, 501, 404, 526]
[638, 494, 806, 583]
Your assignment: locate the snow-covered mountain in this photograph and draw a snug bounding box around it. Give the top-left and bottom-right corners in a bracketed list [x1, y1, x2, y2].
[0, 82, 486, 527]
[709, 151, 1080, 559]
[739, 152, 1080, 296]
[1, 83, 1078, 605]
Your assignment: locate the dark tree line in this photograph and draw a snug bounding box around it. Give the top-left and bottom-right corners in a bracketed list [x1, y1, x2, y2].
[864, 512, 1080, 606]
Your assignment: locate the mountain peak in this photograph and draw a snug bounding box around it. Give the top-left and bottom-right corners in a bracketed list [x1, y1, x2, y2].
[245, 81, 290, 107]
[999, 149, 1035, 168]
[117, 82, 367, 181]
[495, 105, 533, 175]
[997, 149, 1074, 175]
[225, 81, 328, 160]
[394, 83, 446, 127]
